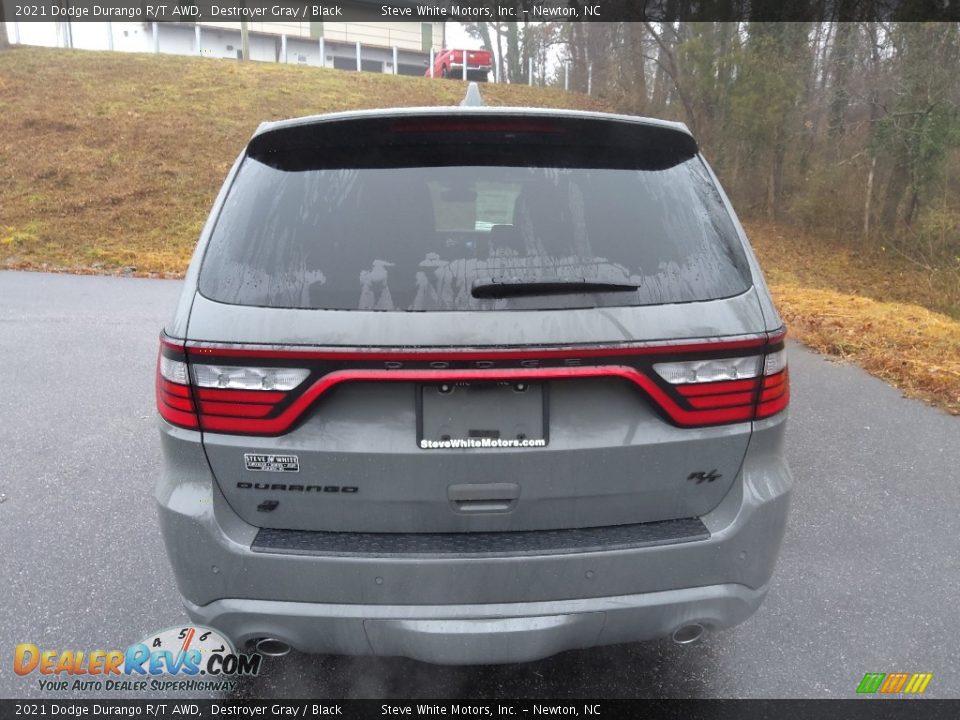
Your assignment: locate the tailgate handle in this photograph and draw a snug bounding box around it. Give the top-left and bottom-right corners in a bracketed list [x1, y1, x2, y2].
[448, 483, 520, 513]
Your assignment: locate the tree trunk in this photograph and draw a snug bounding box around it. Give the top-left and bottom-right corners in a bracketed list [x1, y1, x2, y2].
[904, 188, 920, 227]
[240, 21, 249, 61]
[828, 20, 854, 136]
[0, 0, 9, 50]
[643, 22, 699, 137]
[767, 147, 784, 220]
[494, 24, 504, 83]
[505, 21, 521, 84]
[650, 42, 668, 110]
[863, 155, 876, 239]
[880, 157, 910, 231]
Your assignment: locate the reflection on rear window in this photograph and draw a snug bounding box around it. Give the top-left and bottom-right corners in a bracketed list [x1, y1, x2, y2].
[198, 159, 751, 311]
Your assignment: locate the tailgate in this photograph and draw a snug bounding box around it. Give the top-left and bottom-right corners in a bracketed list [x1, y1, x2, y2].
[187, 290, 766, 533]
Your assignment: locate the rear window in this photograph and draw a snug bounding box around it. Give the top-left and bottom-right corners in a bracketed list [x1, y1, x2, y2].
[198, 154, 751, 311]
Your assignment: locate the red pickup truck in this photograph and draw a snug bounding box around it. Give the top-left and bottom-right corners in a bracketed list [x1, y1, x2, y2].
[426, 49, 492, 81]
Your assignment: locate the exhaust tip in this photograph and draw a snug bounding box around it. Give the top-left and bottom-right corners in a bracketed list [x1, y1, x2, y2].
[671, 623, 705, 645]
[254, 638, 291, 657]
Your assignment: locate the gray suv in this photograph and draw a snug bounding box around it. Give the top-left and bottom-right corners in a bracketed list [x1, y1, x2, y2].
[156, 86, 791, 665]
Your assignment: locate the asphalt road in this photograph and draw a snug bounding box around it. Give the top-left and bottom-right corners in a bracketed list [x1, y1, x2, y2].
[1, 270, 958, 699]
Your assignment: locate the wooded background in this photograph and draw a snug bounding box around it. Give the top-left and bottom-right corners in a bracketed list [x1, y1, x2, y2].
[465, 20, 960, 271]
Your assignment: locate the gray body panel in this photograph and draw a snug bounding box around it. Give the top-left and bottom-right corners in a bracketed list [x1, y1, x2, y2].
[157, 416, 790, 663]
[189, 290, 764, 533]
[159, 416, 790, 606]
[204, 381, 751, 533]
[185, 286, 765, 346]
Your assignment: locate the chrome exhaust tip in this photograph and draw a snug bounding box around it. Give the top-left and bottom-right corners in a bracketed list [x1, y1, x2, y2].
[671, 623, 705, 645]
[254, 638, 291, 657]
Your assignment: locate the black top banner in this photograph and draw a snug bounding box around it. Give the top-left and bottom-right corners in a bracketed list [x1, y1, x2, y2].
[3, 0, 959, 23]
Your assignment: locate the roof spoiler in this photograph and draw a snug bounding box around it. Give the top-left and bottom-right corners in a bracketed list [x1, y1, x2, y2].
[247, 113, 698, 172]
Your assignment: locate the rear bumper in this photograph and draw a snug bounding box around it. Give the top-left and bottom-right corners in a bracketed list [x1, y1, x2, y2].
[156, 415, 791, 663]
[449, 64, 491, 72]
[184, 583, 766, 665]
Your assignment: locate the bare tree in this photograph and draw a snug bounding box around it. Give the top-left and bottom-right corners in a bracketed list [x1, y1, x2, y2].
[0, 3, 10, 49]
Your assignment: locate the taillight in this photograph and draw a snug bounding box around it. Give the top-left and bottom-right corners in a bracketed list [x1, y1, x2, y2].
[156, 330, 788, 436]
[156, 335, 310, 433]
[156, 341, 198, 430]
[756, 348, 790, 419]
[652, 333, 789, 425]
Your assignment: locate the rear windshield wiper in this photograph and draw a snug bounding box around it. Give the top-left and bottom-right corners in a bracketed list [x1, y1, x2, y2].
[471, 279, 639, 300]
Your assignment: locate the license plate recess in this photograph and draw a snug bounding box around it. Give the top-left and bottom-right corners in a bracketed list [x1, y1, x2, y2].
[418, 381, 548, 448]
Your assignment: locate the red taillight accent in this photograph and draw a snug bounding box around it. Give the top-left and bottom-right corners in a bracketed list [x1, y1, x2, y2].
[161, 393, 195, 413]
[757, 369, 790, 418]
[676, 379, 758, 397]
[157, 335, 299, 431]
[198, 400, 277, 418]
[158, 331, 789, 436]
[687, 391, 757, 410]
[194, 387, 287, 404]
[156, 365, 290, 430]
[654, 329, 789, 426]
[155, 358, 199, 430]
[159, 378, 191, 398]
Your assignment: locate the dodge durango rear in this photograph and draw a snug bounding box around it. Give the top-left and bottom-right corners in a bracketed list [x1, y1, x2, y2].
[156, 86, 792, 665]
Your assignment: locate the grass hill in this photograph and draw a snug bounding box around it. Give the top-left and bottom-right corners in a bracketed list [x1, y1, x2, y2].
[0, 47, 609, 273]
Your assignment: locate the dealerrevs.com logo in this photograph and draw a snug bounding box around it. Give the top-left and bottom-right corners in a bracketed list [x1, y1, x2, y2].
[14, 626, 261, 693]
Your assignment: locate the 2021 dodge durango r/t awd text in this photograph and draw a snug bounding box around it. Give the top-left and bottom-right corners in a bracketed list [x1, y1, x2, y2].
[156, 87, 792, 665]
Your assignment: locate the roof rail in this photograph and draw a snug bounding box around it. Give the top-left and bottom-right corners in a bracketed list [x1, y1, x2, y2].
[460, 82, 485, 108]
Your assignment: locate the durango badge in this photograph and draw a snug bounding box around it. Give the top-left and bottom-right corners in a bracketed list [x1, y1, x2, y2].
[244, 454, 299, 473]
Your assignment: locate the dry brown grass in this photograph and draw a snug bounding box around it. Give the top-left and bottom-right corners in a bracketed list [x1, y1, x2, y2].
[748, 223, 960, 414]
[0, 47, 608, 275]
[2, 47, 958, 414]
[771, 286, 960, 414]
[747, 220, 960, 320]
[746, 222, 960, 415]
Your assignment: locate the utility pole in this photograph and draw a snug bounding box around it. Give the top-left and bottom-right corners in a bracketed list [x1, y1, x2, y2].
[240, 20, 250, 61]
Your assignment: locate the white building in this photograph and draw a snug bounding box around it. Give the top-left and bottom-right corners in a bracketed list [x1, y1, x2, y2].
[137, 20, 444, 76]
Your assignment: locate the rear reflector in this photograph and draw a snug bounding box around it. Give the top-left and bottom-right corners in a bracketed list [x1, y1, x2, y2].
[159, 356, 189, 385]
[156, 330, 789, 436]
[156, 349, 199, 430]
[763, 348, 787, 376]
